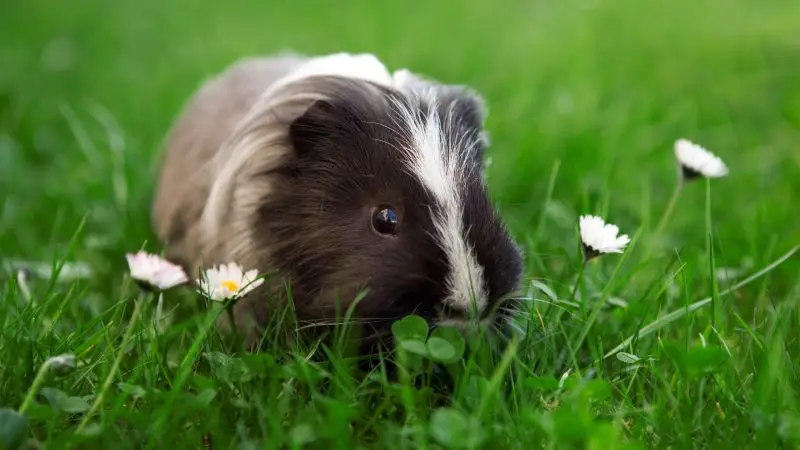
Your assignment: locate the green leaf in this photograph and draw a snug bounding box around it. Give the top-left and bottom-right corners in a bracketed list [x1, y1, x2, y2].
[60, 396, 91, 414]
[19, 402, 54, 422]
[194, 388, 218, 406]
[242, 353, 276, 373]
[201, 351, 231, 368]
[553, 408, 592, 441]
[290, 423, 316, 446]
[559, 371, 580, 390]
[75, 423, 103, 438]
[461, 376, 490, 409]
[429, 407, 485, 448]
[530, 279, 559, 302]
[616, 352, 640, 364]
[524, 375, 559, 391]
[587, 423, 625, 450]
[117, 383, 147, 400]
[280, 360, 325, 383]
[398, 339, 429, 356]
[39, 388, 91, 413]
[426, 337, 456, 362]
[429, 326, 466, 363]
[686, 346, 728, 371]
[663, 343, 727, 378]
[190, 374, 216, 391]
[582, 379, 612, 402]
[202, 352, 253, 383]
[391, 315, 429, 342]
[0, 409, 28, 450]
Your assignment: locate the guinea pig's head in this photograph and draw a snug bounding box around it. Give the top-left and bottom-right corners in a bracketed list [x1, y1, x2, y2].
[247, 75, 525, 334]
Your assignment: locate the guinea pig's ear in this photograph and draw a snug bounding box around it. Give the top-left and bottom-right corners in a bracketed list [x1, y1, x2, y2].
[446, 87, 488, 133]
[437, 85, 491, 157]
[288, 99, 348, 157]
[397, 70, 487, 133]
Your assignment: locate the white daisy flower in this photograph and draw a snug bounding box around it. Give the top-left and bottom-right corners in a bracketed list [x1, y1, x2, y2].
[46, 353, 76, 376]
[674, 138, 729, 179]
[579, 215, 631, 258]
[125, 251, 189, 291]
[197, 262, 264, 302]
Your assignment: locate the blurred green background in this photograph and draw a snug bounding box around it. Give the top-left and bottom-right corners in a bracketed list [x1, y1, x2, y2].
[2, 1, 800, 447]
[1, 0, 798, 297]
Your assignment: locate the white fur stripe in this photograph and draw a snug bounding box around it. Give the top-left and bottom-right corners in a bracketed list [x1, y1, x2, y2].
[262, 53, 394, 100]
[395, 92, 488, 314]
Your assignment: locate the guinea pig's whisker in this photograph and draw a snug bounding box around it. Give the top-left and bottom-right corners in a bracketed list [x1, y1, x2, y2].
[498, 307, 527, 319]
[505, 295, 566, 310]
[499, 295, 535, 304]
[297, 318, 390, 326]
[295, 315, 409, 330]
[295, 321, 380, 331]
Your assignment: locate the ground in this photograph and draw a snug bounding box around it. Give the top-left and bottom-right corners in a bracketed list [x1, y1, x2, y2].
[1, 0, 799, 448]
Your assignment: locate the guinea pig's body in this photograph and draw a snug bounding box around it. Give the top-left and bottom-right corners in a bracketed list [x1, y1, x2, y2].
[152, 52, 524, 344]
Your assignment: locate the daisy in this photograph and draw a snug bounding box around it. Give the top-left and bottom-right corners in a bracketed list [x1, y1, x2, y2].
[125, 251, 189, 291]
[674, 138, 729, 180]
[579, 215, 631, 259]
[46, 353, 76, 376]
[19, 353, 79, 414]
[197, 262, 264, 302]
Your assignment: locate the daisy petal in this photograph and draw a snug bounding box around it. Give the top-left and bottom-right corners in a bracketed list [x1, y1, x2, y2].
[578, 215, 630, 258]
[196, 262, 263, 302]
[674, 138, 729, 179]
[125, 251, 189, 291]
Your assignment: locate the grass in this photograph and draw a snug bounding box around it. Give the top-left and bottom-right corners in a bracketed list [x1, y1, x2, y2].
[1, 0, 800, 448]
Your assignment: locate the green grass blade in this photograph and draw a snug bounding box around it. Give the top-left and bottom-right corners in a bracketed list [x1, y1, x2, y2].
[604, 244, 799, 358]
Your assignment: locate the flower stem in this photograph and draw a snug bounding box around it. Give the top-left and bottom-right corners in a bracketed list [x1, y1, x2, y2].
[155, 292, 164, 327]
[653, 182, 684, 243]
[18, 360, 54, 414]
[75, 296, 145, 433]
[148, 303, 226, 443]
[705, 178, 721, 328]
[225, 302, 241, 353]
[568, 259, 588, 306]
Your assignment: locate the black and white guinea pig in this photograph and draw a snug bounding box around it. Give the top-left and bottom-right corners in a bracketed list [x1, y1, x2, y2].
[151, 52, 525, 345]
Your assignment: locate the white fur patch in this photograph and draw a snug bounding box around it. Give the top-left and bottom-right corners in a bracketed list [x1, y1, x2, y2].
[263, 53, 395, 99]
[394, 89, 488, 315]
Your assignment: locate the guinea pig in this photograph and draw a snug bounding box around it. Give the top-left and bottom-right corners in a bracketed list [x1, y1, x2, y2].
[151, 52, 525, 347]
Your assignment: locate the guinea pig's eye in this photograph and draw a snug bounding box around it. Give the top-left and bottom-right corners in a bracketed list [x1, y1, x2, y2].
[372, 205, 400, 236]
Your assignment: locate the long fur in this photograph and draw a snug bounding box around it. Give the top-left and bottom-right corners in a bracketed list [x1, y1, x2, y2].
[151, 53, 524, 345]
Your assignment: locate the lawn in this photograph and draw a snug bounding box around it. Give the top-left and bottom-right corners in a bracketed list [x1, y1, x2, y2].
[1, 0, 799, 448]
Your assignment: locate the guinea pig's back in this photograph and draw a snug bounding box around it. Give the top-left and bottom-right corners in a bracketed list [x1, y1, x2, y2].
[151, 55, 305, 254]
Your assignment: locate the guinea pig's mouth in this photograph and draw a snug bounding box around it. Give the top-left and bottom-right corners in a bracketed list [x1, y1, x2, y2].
[351, 293, 521, 340]
[433, 295, 524, 332]
[432, 307, 496, 331]
[435, 317, 492, 330]
[351, 297, 523, 356]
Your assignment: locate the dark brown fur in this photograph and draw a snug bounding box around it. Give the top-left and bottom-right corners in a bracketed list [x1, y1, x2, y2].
[151, 54, 524, 347]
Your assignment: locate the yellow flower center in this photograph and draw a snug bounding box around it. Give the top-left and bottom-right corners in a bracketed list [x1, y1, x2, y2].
[221, 280, 239, 292]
